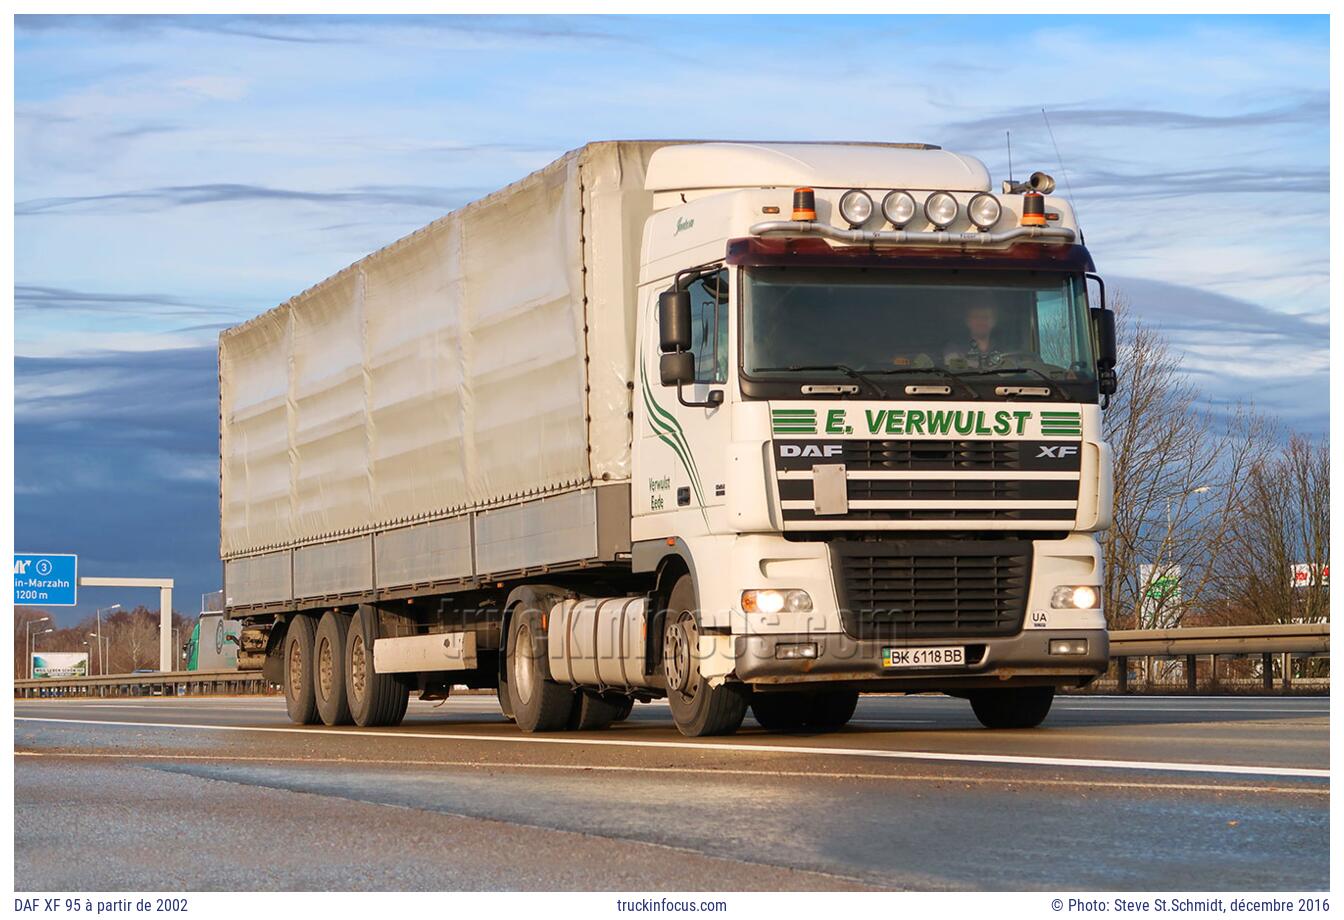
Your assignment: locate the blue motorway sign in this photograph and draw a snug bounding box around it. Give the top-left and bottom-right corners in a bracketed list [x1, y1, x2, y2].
[14, 553, 78, 606]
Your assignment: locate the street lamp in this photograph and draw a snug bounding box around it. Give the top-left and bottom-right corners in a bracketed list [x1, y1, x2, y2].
[31, 628, 55, 672]
[22, 616, 50, 678]
[1147, 485, 1214, 629]
[88, 633, 109, 675]
[96, 605, 120, 677]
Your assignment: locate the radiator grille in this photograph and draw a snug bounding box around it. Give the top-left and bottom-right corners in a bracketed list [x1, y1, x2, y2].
[832, 540, 1031, 640]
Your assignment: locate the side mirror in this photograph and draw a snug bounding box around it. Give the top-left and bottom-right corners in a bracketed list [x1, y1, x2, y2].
[1092, 307, 1117, 396]
[660, 352, 695, 387]
[1086, 273, 1117, 399]
[659, 290, 691, 353]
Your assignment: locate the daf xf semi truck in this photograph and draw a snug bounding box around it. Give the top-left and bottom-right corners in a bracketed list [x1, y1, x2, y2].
[220, 140, 1116, 736]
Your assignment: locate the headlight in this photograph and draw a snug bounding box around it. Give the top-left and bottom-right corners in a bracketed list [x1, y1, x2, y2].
[741, 589, 813, 615]
[923, 191, 959, 229]
[967, 193, 1002, 230]
[1051, 585, 1099, 609]
[838, 189, 874, 227]
[881, 190, 917, 228]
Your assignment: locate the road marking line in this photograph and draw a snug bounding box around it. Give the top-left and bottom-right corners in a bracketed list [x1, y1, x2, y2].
[15, 717, 1329, 779]
[1054, 706, 1329, 714]
[14, 749, 1327, 796]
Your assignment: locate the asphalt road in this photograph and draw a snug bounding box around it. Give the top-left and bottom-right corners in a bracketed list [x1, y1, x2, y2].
[14, 693, 1329, 891]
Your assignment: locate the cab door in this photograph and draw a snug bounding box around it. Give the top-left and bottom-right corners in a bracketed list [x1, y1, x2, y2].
[633, 267, 731, 533]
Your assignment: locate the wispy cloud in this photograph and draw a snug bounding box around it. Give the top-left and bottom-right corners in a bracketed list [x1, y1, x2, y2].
[1073, 166, 1328, 198]
[17, 183, 480, 216]
[944, 95, 1328, 135]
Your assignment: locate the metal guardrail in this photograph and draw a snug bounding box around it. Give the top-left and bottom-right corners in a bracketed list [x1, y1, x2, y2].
[1108, 623, 1328, 656]
[15, 668, 271, 698]
[13, 625, 1329, 698]
[1101, 623, 1328, 693]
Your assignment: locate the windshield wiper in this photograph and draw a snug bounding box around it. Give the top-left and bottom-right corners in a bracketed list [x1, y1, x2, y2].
[867, 366, 979, 400]
[753, 364, 887, 398]
[962, 366, 1059, 394]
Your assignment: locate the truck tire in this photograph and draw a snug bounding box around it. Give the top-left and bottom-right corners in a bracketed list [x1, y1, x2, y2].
[750, 691, 810, 731]
[969, 686, 1054, 729]
[314, 612, 352, 726]
[808, 690, 859, 729]
[751, 689, 858, 732]
[283, 615, 320, 725]
[506, 597, 575, 732]
[663, 575, 748, 737]
[345, 606, 408, 728]
[570, 691, 628, 730]
[497, 663, 516, 722]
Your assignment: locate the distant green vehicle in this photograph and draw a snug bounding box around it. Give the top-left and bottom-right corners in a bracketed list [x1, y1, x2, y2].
[185, 611, 241, 671]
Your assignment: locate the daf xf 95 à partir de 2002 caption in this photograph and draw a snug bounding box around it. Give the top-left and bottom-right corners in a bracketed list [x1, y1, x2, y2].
[220, 141, 1116, 736]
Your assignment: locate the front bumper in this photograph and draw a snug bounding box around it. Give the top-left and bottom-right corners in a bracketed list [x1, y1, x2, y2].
[735, 628, 1108, 691]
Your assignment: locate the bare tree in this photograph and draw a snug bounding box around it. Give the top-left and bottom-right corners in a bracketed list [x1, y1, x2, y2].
[1100, 295, 1278, 629]
[1218, 435, 1330, 625]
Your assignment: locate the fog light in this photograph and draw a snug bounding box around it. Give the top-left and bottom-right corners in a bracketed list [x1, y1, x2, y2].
[882, 190, 917, 227]
[923, 191, 959, 229]
[838, 189, 874, 227]
[1051, 585, 1099, 609]
[1049, 638, 1089, 656]
[776, 642, 819, 660]
[967, 193, 1002, 230]
[742, 589, 813, 614]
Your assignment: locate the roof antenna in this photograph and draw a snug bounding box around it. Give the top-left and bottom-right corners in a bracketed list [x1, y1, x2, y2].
[1006, 130, 1013, 186]
[1041, 107, 1080, 222]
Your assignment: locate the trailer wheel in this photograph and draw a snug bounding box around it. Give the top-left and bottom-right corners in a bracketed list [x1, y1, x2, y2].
[506, 600, 575, 732]
[314, 612, 352, 726]
[969, 686, 1054, 729]
[283, 614, 320, 725]
[663, 575, 748, 737]
[570, 691, 628, 731]
[345, 606, 408, 728]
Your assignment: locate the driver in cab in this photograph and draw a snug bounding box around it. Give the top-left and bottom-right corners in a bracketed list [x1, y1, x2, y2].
[943, 301, 1008, 371]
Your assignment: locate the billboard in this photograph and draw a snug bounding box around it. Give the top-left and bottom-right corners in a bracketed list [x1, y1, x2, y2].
[1291, 563, 1330, 588]
[30, 651, 90, 679]
[1139, 564, 1182, 628]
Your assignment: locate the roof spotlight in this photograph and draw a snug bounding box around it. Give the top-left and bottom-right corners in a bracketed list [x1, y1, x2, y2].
[881, 190, 917, 228]
[923, 191, 959, 229]
[968, 193, 1002, 231]
[838, 189, 874, 227]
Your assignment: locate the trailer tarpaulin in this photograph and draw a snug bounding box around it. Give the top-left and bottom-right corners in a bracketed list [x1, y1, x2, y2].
[220, 142, 667, 557]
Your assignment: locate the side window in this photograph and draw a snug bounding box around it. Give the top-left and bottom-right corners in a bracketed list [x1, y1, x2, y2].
[1034, 288, 1074, 367]
[686, 269, 729, 384]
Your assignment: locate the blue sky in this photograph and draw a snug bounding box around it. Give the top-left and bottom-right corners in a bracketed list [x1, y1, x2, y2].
[14, 14, 1330, 622]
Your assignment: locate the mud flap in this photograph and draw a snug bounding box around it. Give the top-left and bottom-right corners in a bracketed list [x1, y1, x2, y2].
[697, 633, 736, 688]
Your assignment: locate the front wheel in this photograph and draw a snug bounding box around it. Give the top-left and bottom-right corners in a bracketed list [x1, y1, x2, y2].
[751, 689, 858, 732]
[969, 686, 1054, 729]
[663, 575, 748, 737]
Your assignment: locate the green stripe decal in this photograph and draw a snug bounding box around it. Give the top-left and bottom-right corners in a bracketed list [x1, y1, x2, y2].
[772, 408, 818, 434]
[640, 359, 709, 525]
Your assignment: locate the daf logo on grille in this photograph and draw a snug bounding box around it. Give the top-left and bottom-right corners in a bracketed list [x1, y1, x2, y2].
[1036, 445, 1079, 459]
[779, 443, 843, 458]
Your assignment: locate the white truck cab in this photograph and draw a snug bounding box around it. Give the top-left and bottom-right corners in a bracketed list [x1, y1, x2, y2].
[627, 143, 1112, 733]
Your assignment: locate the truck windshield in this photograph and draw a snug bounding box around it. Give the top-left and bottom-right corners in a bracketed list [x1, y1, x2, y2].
[741, 267, 1097, 400]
